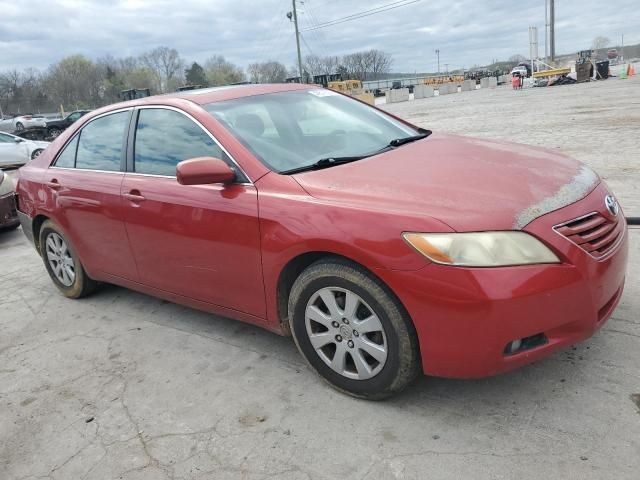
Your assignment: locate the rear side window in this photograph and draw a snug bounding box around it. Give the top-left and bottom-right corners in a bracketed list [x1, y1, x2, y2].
[134, 109, 229, 176]
[75, 111, 129, 171]
[54, 136, 79, 168]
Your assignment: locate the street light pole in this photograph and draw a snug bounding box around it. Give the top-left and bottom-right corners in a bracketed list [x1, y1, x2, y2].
[435, 49, 440, 74]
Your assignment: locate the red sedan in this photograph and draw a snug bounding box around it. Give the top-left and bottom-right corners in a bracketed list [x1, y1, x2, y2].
[15, 84, 628, 398]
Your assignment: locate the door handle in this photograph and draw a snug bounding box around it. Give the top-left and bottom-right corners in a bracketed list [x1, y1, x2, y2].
[123, 191, 146, 203]
[46, 179, 61, 190]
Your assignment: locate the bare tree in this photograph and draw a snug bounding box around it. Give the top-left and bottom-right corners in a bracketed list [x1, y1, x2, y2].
[140, 46, 184, 93]
[45, 55, 102, 109]
[592, 36, 611, 50]
[304, 55, 341, 77]
[303, 54, 324, 77]
[204, 56, 245, 86]
[508, 54, 527, 64]
[247, 61, 288, 83]
[365, 50, 392, 80]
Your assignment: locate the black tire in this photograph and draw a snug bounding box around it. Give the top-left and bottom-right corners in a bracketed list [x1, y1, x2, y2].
[39, 220, 97, 299]
[288, 258, 420, 400]
[15, 122, 24, 131]
[48, 127, 62, 139]
[31, 148, 44, 160]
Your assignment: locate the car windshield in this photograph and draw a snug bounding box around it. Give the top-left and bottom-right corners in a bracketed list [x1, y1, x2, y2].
[204, 89, 421, 173]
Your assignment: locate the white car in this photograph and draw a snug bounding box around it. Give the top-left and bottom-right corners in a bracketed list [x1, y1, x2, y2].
[0, 114, 47, 133]
[0, 132, 49, 167]
[511, 66, 529, 78]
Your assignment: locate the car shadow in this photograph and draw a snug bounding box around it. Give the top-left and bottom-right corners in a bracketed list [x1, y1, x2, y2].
[90, 281, 595, 414]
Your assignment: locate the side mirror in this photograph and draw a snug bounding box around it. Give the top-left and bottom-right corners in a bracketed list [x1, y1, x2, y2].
[176, 157, 236, 186]
[14, 137, 24, 143]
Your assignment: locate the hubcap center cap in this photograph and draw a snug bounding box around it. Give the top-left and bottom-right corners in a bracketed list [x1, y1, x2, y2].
[339, 324, 353, 340]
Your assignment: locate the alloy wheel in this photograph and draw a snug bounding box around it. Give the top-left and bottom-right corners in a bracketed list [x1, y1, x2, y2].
[305, 287, 388, 380]
[45, 232, 75, 287]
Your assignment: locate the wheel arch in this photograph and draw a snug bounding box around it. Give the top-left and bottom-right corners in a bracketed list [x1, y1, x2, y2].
[275, 251, 416, 342]
[32, 213, 50, 254]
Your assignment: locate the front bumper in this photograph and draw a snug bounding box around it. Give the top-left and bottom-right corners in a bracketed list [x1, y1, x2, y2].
[0, 193, 19, 229]
[377, 183, 629, 378]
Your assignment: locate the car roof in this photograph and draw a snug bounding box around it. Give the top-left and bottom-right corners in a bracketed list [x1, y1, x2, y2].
[122, 83, 316, 108]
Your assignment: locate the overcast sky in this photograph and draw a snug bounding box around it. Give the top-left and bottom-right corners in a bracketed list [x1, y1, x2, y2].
[1, 0, 638, 73]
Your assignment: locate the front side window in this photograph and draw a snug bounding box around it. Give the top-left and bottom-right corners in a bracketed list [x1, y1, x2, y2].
[0, 133, 13, 143]
[204, 90, 419, 173]
[134, 108, 229, 177]
[75, 111, 129, 171]
[54, 136, 79, 168]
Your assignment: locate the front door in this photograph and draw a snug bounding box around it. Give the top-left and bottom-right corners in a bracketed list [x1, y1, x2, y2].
[121, 107, 265, 318]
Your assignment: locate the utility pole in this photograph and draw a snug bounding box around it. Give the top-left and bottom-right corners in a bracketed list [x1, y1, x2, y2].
[621, 33, 624, 62]
[549, 0, 555, 61]
[529, 26, 538, 73]
[291, 0, 304, 83]
[435, 49, 440, 74]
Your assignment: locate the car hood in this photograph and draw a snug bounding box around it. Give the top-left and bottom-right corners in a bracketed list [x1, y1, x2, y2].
[292, 133, 600, 231]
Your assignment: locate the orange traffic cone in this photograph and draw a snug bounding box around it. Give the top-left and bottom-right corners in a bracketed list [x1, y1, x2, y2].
[630, 64, 636, 77]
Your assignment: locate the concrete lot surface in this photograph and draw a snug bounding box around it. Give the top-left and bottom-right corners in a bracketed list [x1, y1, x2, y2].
[2, 77, 640, 480]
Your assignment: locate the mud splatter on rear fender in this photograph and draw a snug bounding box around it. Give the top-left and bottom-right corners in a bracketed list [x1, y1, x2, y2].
[514, 166, 600, 229]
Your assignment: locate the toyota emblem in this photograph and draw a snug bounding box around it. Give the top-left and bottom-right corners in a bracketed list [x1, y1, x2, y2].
[604, 195, 619, 217]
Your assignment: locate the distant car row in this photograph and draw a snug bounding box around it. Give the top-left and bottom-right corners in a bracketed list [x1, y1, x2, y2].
[0, 110, 90, 139]
[0, 114, 47, 132]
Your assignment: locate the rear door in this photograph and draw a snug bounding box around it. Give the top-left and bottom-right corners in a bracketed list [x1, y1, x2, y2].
[121, 106, 265, 317]
[44, 109, 139, 281]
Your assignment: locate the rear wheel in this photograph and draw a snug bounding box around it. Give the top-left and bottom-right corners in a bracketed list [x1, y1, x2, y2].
[48, 127, 62, 139]
[288, 259, 420, 399]
[39, 220, 97, 298]
[15, 122, 24, 131]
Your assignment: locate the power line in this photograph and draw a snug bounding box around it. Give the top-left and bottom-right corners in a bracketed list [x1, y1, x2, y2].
[300, 0, 420, 32]
[304, 0, 333, 55]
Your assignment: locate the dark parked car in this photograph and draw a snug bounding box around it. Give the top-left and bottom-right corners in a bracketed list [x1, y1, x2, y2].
[46, 110, 91, 139]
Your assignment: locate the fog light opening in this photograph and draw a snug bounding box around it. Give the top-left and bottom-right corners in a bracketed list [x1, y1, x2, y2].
[504, 333, 548, 356]
[504, 339, 522, 355]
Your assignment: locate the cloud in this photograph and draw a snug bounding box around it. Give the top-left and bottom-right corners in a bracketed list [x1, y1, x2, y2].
[1, 0, 638, 73]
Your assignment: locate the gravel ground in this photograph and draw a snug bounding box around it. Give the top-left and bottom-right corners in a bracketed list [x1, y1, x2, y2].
[1, 74, 639, 480]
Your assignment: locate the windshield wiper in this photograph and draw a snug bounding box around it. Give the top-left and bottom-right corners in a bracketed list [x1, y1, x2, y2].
[388, 129, 432, 147]
[280, 129, 432, 175]
[281, 156, 370, 175]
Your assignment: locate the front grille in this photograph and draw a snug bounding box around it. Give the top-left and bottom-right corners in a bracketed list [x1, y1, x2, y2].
[554, 212, 624, 259]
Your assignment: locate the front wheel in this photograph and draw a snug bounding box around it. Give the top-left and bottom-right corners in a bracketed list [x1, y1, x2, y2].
[15, 122, 24, 131]
[39, 220, 97, 298]
[288, 259, 420, 399]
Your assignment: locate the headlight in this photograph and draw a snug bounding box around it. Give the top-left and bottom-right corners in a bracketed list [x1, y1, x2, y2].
[402, 231, 560, 267]
[0, 172, 13, 197]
